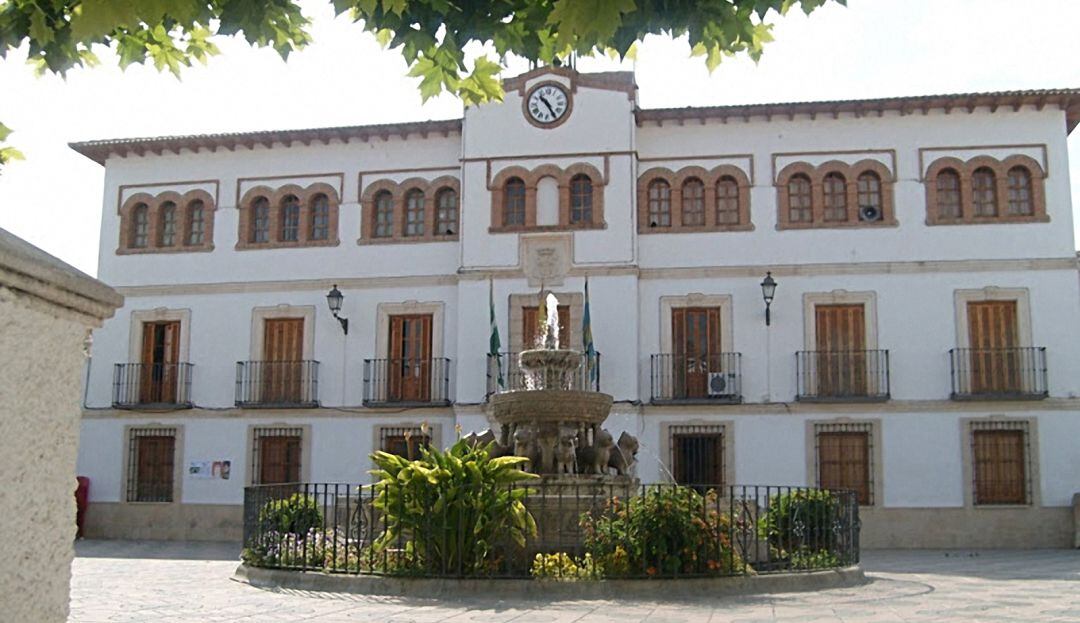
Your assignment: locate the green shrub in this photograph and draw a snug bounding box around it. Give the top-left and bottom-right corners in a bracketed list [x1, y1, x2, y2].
[530, 552, 602, 581]
[370, 438, 539, 575]
[580, 486, 746, 577]
[258, 493, 324, 535]
[758, 489, 843, 568]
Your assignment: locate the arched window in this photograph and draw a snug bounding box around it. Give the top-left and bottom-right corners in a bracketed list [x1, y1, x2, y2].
[972, 167, 997, 217]
[935, 169, 962, 219]
[186, 200, 205, 246]
[404, 189, 425, 237]
[647, 179, 671, 227]
[504, 177, 526, 227]
[374, 190, 394, 238]
[822, 173, 847, 222]
[436, 188, 458, 235]
[158, 201, 177, 246]
[681, 178, 705, 226]
[857, 172, 882, 220]
[570, 174, 593, 224]
[280, 194, 301, 241]
[787, 174, 812, 223]
[310, 193, 330, 240]
[715, 177, 740, 225]
[1007, 166, 1033, 216]
[131, 203, 150, 248]
[251, 197, 270, 243]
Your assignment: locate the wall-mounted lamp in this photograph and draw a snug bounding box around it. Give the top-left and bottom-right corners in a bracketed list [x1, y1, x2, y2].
[326, 284, 348, 335]
[760, 272, 777, 326]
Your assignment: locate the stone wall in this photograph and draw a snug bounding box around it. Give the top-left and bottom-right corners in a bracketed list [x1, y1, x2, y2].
[0, 229, 120, 623]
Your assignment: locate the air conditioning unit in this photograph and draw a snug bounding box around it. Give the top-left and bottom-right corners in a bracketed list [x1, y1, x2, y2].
[707, 372, 738, 397]
[859, 205, 882, 222]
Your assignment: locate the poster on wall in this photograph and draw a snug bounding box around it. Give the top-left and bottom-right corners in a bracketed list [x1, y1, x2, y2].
[188, 460, 231, 480]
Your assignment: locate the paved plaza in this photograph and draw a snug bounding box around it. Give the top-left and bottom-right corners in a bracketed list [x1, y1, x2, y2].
[69, 541, 1079, 622]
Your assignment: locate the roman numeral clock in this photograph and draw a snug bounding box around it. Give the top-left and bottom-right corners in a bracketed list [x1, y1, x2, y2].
[524, 82, 572, 128]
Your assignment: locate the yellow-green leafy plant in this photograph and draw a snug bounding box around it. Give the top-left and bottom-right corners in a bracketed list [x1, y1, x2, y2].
[530, 552, 603, 581]
[370, 438, 538, 576]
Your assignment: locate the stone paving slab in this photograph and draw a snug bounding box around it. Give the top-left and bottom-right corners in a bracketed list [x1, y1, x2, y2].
[69, 541, 1080, 622]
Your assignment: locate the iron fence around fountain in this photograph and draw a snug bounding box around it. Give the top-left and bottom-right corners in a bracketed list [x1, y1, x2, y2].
[485, 352, 601, 398]
[242, 481, 859, 579]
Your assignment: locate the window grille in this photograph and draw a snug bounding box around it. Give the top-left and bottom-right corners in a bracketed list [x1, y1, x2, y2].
[715, 177, 740, 225]
[822, 173, 848, 222]
[503, 178, 526, 226]
[132, 203, 149, 248]
[570, 174, 593, 224]
[251, 197, 270, 243]
[436, 189, 458, 235]
[971, 420, 1031, 505]
[186, 200, 205, 246]
[814, 422, 873, 505]
[972, 167, 998, 217]
[405, 189, 425, 237]
[787, 175, 812, 223]
[935, 169, 962, 219]
[252, 427, 303, 485]
[126, 427, 176, 502]
[310, 194, 330, 240]
[159, 201, 177, 246]
[647, 179, 671, 227]
[681, 178, 705, 226]
[374, 191, 394, 237]
[379, 426, 431, 461]
[280, 195, 301, 242]
[669, 424, 725, 486]
[1006, 167, 1033, 216]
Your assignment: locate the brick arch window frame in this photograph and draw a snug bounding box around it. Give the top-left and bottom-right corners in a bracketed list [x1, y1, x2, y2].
[711, 164, 752, 229]
[118, 189, 216, 254]
[154, 192, 182, 248]
[430, 176, 461, 239]
[489, 162, 606, 232]
[637, 167, 675, 231]
[181, 189, 216, 249]
[678, 174, 707, 227]
[360, 176, 461, 243]
[238, 182, 340, 249]
[970, 165, 999, 218]
[776, 159, 896, 229]
[278, 191, 302, 242]
[402, 186, 427, 238]
[925, 154, 1047, 225]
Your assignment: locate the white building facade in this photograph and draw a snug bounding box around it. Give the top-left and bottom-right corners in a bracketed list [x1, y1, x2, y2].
[74, 68, 1080, 547]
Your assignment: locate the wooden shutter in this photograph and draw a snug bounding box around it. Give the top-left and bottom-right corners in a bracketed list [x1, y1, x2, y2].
[263, 318, 304, 403]
[671, 308, 721, 398]
[818, 432, 871, 505]
[967, 301, 1020, 393]
[140, 321, 181, 403]
[259, 435, 302, 484]
[135, 435, 174, 502]
[389, 314, 433, 402]
[973, 429, 1026, 504]
[814, 304, 867, 396]
[522, 305, 570, 349]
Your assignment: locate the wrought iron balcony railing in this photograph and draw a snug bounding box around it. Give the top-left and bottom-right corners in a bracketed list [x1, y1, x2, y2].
[235, 360, 319, 408]
[949, 347, 1048, 400]
[362, 358, 452, 407]
[796, 350, 890, 402]
[486, 352, 601, 397]
[650, 352, 742, 404]
[113, 362, 193, 409]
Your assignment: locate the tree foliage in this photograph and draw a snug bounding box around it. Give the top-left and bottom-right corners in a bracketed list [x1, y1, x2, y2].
[0, 0, 843, 167]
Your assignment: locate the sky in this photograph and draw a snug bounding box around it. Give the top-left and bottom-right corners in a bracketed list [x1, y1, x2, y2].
[1, 0, 1079, 277]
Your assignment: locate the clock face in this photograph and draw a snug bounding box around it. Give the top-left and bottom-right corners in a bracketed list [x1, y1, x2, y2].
[526, 84, 570, 125]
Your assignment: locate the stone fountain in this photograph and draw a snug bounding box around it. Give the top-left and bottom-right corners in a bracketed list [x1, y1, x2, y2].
[479, 293, 639, 483]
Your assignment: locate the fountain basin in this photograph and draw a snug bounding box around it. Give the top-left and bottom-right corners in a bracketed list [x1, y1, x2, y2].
[488, 389, 613, 427]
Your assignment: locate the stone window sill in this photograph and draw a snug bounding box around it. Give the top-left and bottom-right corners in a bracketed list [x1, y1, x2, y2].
[117, 245, 214, 255]
[357, 235, 459, 245]
[235, 239, 341, 251]
[488, 222, 606, 234]
[926, 215, 1050, 226]
[639, 223, 755, 234]
[776, 219, 900, 231]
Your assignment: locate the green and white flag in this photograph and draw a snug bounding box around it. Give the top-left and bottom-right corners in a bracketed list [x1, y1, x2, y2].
[489, 279, 504, 389]
[583, 277, 598, 384]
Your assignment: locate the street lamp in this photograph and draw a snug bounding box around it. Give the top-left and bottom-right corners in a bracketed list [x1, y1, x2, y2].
[326, 284, 348, 335]
[760, 272, 777, 326]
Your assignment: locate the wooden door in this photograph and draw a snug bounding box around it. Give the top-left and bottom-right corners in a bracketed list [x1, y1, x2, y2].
[818, 432, 871, 505]
[967, 301, 1020, 394]
[389, 314, 432, 402]
[815, 304, 867, 396]
[973, 429, 1026, 504]
[523, 305, 570, 350]
[672, 308, 721, 398]
[263, 318, 304, 403]
[140, 321, 180, 403]
[259, 435, 302, 484]
[135, 435, 174, 501]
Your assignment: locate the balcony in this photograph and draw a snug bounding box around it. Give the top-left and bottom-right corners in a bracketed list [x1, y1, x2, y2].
[235, 360, 319, 408]
[113, 363, 193, 409]
[363, 358, 452, 407]
[949, 347, 1048, 400]
[650, 353, 742, 404]
[486, 352, 601, 397]
[796, 350, 890, 402]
